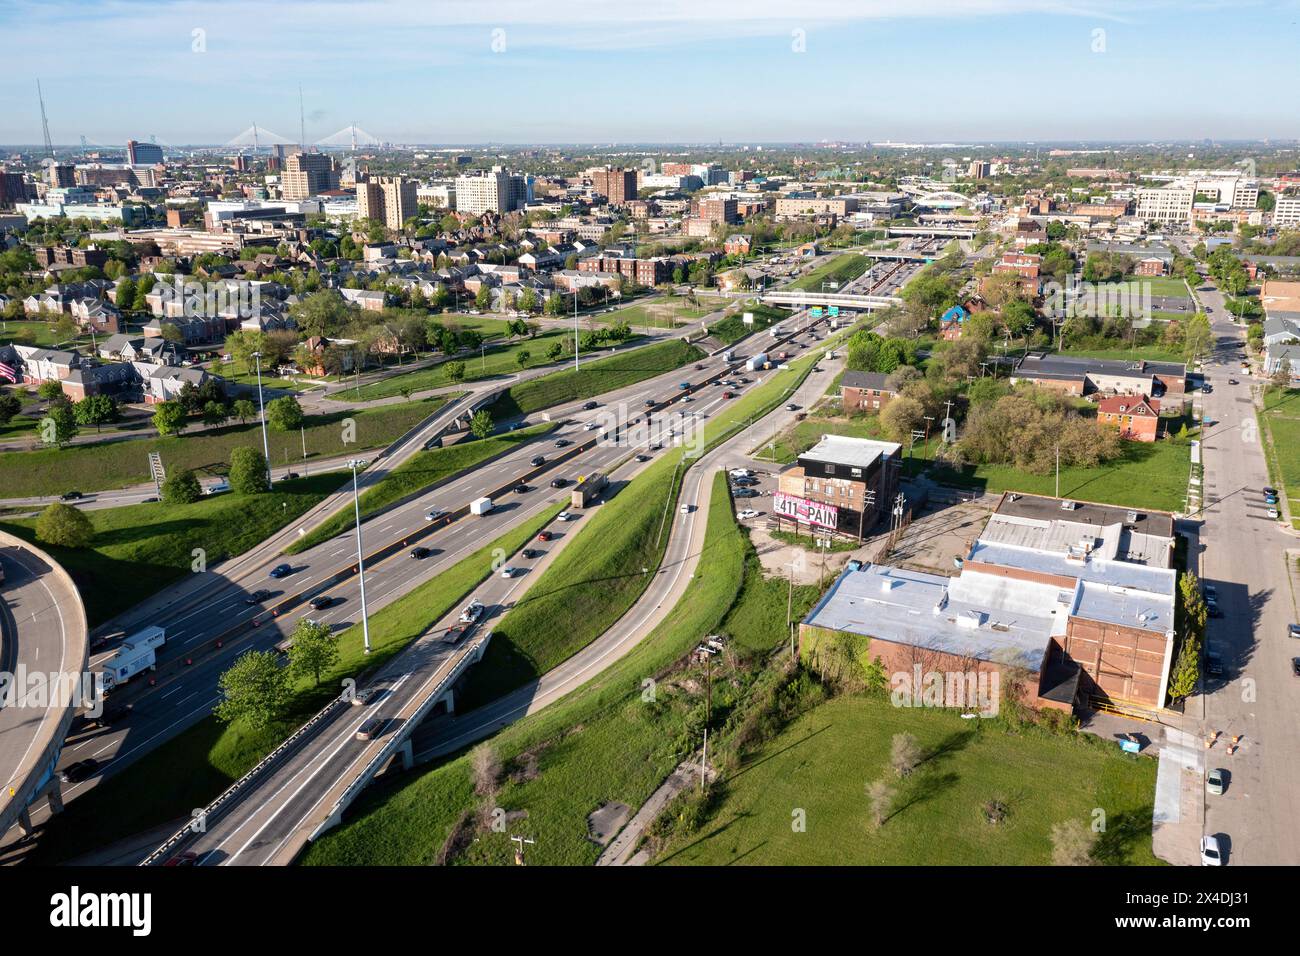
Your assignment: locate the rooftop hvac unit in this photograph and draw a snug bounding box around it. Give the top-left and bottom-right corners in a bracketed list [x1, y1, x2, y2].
[880, 577, 901, 593]
[956, 610, 985, 629]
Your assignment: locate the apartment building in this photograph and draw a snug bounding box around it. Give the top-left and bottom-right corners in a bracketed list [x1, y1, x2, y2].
[1273, 196, 1300, 229]
[281, 152, 340, 200]
[454, 166, 529, 215]
[1135, 187, 1194, 224]
[357, 175, 417, 231]
[588, 166, 637, 205]
[774, 195, 858, 220]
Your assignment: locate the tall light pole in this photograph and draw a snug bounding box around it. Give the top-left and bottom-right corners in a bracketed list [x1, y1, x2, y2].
[252, 351, 272, 488]
[573, 290, 580, 371]
[349, 459, 372, 655]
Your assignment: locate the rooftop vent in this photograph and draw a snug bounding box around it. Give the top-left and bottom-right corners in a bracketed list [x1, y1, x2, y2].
[957, 610, 986, 629]
[881, 577, 901, 593]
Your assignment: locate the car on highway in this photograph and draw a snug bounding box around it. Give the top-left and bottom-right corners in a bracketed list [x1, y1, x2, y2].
[269, 563, 293, 579]
[308, 595, 333, 610]
[582, 401, 599, 410]
[786, 403, 799, 411]
[1200, 835, 1224, 866]
[459, 601, 485, 624]
[695, 364, 706, 370]
[522, 548, 542, 559]
[1288, 623, 1300, 640]
[680, 503, 692, 514]
[644, 399, 656, 407]
[424, 508, 448, 522]
[351, 686, 383, 707]
[635, 453, 651, 462]
[550, 477, 570, 489]
[60, 490, 84, 500]
[441, 624, 466, 645]
[410, 546, 431, 559]
[555, 439, 571, 448]
[245, 589, 272, 605]
[163, 851, 200, 867]
[737, 509, 760, 520]
[537, 530, 553, 542]
[500, 565, 518, 578]
[679, 395, 693, 403]
[1206, 768, 1226, 795]
[530, 455, 546, 467]
[1293, 657, 1300, 678]
[60, 758, 99, 784]
[355, 717, 387, 741]
[557, 511, 573, 521]
[515, 484, 530, 494]
[721, 391, 734, 399]
[584, 421, 600, 431]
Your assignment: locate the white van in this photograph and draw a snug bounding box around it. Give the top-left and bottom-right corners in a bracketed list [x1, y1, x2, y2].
[206, 479, 230, 495]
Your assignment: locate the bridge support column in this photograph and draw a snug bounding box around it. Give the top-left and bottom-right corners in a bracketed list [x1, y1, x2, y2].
[46, 782, 64, 816]
[16, 807, 33, 837]
[397, 739, 414, 771]
[437, 689, 455, 715]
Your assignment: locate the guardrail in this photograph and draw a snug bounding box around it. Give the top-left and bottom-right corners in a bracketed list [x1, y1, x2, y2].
[308, 632, 493, 841]
[140, 694, 349, 865]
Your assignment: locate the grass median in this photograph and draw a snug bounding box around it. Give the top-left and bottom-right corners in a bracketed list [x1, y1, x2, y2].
[485, 338, 704, 419]
[789, 253, 869, 292]
[0, 396, 450, 498]
[286, 421, 557, 555]
[0, 474, 343, 627]
[24, 503, 561, 865]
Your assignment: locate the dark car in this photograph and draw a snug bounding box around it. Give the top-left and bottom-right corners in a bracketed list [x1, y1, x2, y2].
[530, 455, 546, 467]
[1202, 384, 1213, 394]
[1294, 658, 1300, 678]
[555, 439, 571, 448]
[269, 564, 293, 579]
[733, 488, 759, 498]
[1206, 653, 1224, 677]
[1264, 487, 1279, 498]
[1288, 623, 1300, 640]
[550, 477, 569, 488]
[60, 491, 84, 501]
[515, 484, 530, 494]
[410, 546, 431, 559]
[732, 476, 758, 486]
[308, 595, 333, 610]
[635, 454, 651, 462]
[644, 399, 656, 407]
[582, 401, 599, 410]
[163, 851, 199, 867]
[522, 548, 542, 559]
[60, 758, 99, 784]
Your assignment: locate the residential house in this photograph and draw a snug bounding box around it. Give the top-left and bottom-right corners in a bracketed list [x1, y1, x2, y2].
[1097, 394, 1161, 442]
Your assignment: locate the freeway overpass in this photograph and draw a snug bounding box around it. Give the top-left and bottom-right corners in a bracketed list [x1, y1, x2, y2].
[0, 533, 88, 838]
[886, 225, 975, 239]
[759, 290, 902, 311]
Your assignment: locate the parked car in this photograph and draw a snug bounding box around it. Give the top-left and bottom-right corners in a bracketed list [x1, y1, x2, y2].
[733, 488, 759, 498]
[245, 589, 272, 605]
[1206, 652, 1224, 677]
[737, 509, 760, 520]
[1200, 834, 1224, 866]
[1288, 623, 1300, 640]
[59, 758, 99, 784]
[1268, 506, 1280, 519]
[1264, 487, 1279, 498]
[269, 563, 293, 579]
[1206, 768, 1226, 795]
[1293, 657, 1300, 678]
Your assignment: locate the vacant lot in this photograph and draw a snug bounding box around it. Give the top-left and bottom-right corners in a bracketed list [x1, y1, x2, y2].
[658, 694, 1159, 866]
[1260, 387, 1300, 510]
[0, 474, 341, 625]
[0, 397, 446, 497]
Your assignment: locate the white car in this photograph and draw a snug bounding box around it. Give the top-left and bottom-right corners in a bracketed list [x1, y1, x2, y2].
[729, 468, 752, 478]
[500, 566, 517, 579]
[584, 421, 600, 431]
[737, 509, 760, 520]
[557, 511, 573, 521]
[1200, 834, 1224, 866]
[680, 504, 692, 514]
[459, 601, 484, 624]
[679, 395, 693, 403]
[424, 508, 447, 522]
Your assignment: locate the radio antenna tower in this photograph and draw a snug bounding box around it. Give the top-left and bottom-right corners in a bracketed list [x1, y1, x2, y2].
[37, 79, 54, 158]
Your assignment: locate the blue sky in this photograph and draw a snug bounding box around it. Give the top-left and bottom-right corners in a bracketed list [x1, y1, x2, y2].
[1, 0, 1297, 146]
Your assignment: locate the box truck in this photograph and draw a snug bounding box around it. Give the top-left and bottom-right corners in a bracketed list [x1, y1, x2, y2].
[746, 353, 768, 372]
[99, 626, 166, 691]
[470, 497, 494, 516]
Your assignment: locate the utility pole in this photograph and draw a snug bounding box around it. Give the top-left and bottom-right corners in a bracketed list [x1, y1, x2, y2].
[349, 459, 372, 655]
[573, 290, 580, 371]
[1055, 444, 1060, 499]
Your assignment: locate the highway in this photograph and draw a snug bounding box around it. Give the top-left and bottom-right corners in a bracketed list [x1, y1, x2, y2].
[0, 534, 88, 838]
[0, 310, 824, 859]
[147, 320, 844, 865]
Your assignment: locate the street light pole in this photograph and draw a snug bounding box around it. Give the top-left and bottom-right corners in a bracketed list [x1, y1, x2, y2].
[573, 290, 580, 371]
[349, 459, 372, 655]
[252, 351, 272, 488]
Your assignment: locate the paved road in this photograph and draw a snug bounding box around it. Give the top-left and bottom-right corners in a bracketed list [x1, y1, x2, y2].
[0, 536, 87, 837]
[1194, 287, 1300, 866]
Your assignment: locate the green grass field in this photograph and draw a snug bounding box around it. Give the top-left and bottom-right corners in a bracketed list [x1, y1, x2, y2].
[0, 474, 342, 627]
[0, 397, 447, 497]
[1060, 345, 1188, 364]
[657, 694, 1159, 866]
[610, 299, 710, 330]
[0, 320, 91, 349]
[789, 254, 870, 292]
[286, 422, 557, 555]
[1141, 276, 1193, 298]
[708, 303, 788, 346]
[485, 338, 705, 419]
[23, 503, 561, 865]
[1260, 387, 1300, 509]
[754, 414, 888, 463]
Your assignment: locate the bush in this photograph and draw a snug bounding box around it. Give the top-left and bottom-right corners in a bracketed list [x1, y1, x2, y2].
[35, 501, 94, 548]
[228, 446, 269, 495]
[161, 469, 202, 505]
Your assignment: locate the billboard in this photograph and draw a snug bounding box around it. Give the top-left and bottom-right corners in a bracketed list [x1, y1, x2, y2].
[773, 491, 838, 530]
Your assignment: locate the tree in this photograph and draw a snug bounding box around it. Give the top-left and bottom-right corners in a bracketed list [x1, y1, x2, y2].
[474, 285, 493, 311]
[515, 349, 531, 369]
[290, 290, 351, 338]
[889, 733, 921, 778]
[880, 395, 925, 443]
[228, 446, 269, 495]
[469, 408, 493, 440]
[1272, 357, 1293, 390]
[266, 395, 304, 431]
[73, 394, 118, 433]
[232, 398, 257, 424]
[35, 501, 94, 548]
[445, 360, 467, 384]
[41, 401, 78, 447]
[0, 391, 21, 425]
[201, 400, 228, 427]
[214, 649, 291, 730]
[152, 400, 187, 436]
[287, 619, 339, 688]
[161, 469, 202, 505]
[865, 778, 894, 830]
[1049, 819, 1096, 866]
[37, 380, 64, 402]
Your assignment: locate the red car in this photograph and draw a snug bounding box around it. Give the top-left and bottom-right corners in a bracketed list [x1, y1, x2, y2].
[721, 391, 734, 399]
[538, 530, 553, 541]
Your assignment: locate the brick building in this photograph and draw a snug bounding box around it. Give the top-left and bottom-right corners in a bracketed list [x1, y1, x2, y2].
[774, 435, 901, 540]
[1097, 394, 1161, 442]
[840, 370, 898, 413]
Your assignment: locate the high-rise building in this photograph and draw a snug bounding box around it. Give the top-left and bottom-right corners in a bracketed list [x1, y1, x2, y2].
[357, 175, 418, 231]
[1135, 187, 1194, 224]
[0, 169, 32, 207]
[47, 163, 76, 188]
[588, 166, 638, 205]
[127, 140, 163, 165]
[281, 151, 339, 200]
[454, 166, 527, 215]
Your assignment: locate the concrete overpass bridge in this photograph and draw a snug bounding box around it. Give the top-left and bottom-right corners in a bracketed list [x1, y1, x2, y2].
[886, 225, 976, 239]
[760, 290, 902, 311]
[0, 532, 88, 840]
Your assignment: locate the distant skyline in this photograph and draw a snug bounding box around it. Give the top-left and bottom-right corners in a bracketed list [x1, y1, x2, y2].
[2, 0, 1298, 147]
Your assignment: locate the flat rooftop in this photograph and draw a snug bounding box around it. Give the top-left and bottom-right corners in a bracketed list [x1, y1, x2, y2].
[800, 434, 901, 471]
[1013, 351, 1187, 380]
[804, 562, 1057, 671]
[995, 491, 1175, 540]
